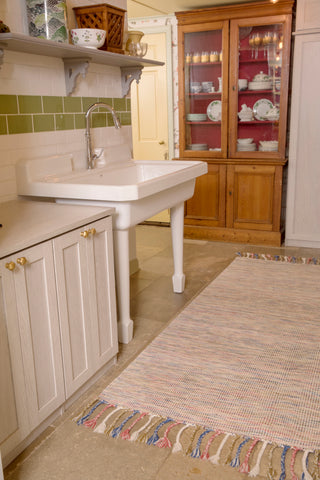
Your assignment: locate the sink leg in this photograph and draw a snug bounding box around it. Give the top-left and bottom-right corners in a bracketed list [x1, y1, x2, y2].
[113, 229, 134, 344]
[170, 201, 185, 293]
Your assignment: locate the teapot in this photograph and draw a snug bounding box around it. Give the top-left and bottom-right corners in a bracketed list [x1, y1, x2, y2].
[253, 71, 271, 82]
[264, 106, 280, 120]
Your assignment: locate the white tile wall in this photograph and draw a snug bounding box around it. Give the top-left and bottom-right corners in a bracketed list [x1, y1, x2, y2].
[0, 1, 131, 203]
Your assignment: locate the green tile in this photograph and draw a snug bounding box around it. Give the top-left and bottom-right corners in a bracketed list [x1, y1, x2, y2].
[0, 95, 18, 114]
[64, 97, 82, 113]
[126, 98, 131, 112]
[75, 113, 86, 129]
[55, 114, 74, 130]
[82, 97, 98, 112]
[8, 115, 33, 134]
[18, 95, 42, 114]
[113, 98, 126, 112]
[91, 112, 106, 128]
[120, 112, 131, 126]
[0, 116, 7, 135]
[98, 97, 113, 108]
[43, 96, 63, 113]
[33, 114, 55, 132]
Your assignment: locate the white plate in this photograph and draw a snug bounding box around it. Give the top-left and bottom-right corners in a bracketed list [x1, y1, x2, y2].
[207, 100, 222, 121]
[253, 99, 273, 121]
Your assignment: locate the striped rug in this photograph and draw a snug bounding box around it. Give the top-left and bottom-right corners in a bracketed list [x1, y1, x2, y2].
[77, 254, 320, 480]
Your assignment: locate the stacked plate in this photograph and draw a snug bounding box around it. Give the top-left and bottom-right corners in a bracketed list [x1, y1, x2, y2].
[248, 81, 272, 91]
[237, 138, 257, 151]
[259, 140, 278, 152]
[186, 113, 207, 122]
[187, 143, 208, 151]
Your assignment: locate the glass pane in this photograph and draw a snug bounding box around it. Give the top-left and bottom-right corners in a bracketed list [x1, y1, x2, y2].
[184, 29, 223, 153]
[236, 23, 284, 153]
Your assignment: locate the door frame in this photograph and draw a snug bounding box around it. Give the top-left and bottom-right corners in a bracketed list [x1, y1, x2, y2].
[128, 17, 174, 161]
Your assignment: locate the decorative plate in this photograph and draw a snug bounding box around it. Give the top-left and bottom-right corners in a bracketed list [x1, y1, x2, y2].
[253, 98, 273, 121]
[207, 100, 222, 121]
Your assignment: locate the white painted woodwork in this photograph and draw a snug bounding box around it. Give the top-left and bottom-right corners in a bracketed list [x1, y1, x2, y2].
[0, 203, 117, 466]
[53, 217, 118, 398]
[285, 28, 320, 247]
[0, 267, 29, 461]
[296, 0, 320, 32]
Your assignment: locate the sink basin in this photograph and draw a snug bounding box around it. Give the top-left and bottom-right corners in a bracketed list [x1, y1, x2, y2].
[18, 158, 205, 202]
[16, 152, 207, 344]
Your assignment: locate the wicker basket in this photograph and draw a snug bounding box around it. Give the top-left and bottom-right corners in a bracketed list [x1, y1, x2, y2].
[73, 3, 126, 54]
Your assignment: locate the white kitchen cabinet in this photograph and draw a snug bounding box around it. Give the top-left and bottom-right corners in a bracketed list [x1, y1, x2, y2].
[285, 0, 320, 247]
[53, 217, 118, 399]
[0, 204, 117, 466]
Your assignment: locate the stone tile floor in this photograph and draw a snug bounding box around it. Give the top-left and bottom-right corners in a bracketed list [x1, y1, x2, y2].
[4, 225, 320, 480]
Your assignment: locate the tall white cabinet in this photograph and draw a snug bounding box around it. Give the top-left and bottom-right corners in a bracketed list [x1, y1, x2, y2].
[285, 0, 320, 247]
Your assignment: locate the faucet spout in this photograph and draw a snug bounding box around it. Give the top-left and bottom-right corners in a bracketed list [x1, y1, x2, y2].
[85, 102, 121, 169]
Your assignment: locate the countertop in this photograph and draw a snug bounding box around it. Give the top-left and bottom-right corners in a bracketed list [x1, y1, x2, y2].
[0, 199, 114, 259]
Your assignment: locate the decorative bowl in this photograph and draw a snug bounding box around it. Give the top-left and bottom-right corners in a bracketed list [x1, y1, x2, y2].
[237, 138, 253, 144]
[71, 29, 106, 49]
[259, 140, 278, 147]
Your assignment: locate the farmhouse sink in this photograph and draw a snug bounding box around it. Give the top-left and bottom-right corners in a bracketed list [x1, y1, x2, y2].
[16, 153, 207, 343]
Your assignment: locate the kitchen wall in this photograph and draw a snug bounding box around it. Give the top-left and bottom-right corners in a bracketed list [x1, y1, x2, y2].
[0, 0, 131, 203]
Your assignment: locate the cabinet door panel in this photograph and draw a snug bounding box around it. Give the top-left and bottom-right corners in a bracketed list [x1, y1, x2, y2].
[227, 164, 278, 230]
[53, 230, 94, 398]
[12, 243, 65, 428]
[0, 265, 29, 457]
[86, 218, 118, 370]
[185, 164, 226, 226]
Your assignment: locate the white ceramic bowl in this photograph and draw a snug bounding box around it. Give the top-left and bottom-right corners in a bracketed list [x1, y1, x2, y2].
[259, 140, 278, 147]
[71, 29, 106, 49]
[237, 138, 253, 145]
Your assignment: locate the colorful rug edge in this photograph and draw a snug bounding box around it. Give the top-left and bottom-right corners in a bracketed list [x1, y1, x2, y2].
[75, 400, 318, 480]
[236, 252, 320, 265]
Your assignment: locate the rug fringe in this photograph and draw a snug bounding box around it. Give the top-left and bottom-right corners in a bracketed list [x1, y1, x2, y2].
[75, 401, 320, 479]
[236, 251, 320, 265]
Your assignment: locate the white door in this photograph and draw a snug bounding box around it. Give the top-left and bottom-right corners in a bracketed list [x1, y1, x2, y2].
[131, 31, 170, 223]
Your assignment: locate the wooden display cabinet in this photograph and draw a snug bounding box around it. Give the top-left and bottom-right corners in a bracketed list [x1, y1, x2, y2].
[176, 0, 294, 246]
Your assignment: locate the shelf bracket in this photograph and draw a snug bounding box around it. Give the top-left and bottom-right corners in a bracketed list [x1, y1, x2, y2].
[0, 48, 4, 68]
[120, 66, 143, 97]
[63, 57, 90, 96]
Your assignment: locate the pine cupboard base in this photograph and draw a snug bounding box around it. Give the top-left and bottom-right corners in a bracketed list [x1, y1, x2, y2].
[184, 225, 284, 246]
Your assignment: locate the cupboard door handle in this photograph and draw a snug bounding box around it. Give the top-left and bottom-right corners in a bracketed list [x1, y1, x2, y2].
[80, 230, 89, 238]
[5, 261, 16, 271]
[229, 191, 232, 196]
[17, 257, 27, 266]
[159, 140, 165, 145]
[89, 228, 96, 235]
[232, 85, 236, 91]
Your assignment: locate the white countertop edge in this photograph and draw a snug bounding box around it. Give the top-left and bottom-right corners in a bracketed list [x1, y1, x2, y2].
[0, 199, 115, 259]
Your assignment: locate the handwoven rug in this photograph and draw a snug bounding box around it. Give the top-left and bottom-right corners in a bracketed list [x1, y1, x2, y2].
[77, 253, 320, 480]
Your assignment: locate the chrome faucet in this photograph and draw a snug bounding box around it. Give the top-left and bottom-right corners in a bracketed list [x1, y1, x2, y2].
[85, 102, 121, 169]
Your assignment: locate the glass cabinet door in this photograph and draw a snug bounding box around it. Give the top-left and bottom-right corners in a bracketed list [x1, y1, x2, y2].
[179, 22, 228, 158]
[229, 16, 292, 158]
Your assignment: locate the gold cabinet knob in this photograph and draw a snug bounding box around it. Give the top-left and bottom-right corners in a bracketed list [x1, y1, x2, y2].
[89, 228, 96, 235]
[5, 261, 16, 271]
[159, 140, 165, 145]
[80, 230, 89, 238]
[17, 257, 27, 266]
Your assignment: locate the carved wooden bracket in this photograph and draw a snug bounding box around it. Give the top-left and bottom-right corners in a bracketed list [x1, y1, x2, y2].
[120, 66, 143, 97]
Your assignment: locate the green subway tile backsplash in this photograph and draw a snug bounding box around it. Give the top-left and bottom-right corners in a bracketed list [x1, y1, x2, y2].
[0, 116, 7, 135]
[18, 95, 42, 114]
[0, 95, 131, 134]
[8, 115, 33, 134]
[43, 96, 63, 114]
[0, 95, 18, 114]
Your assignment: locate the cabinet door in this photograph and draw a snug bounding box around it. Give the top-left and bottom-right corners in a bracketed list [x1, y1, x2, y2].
[229, 14, 292, 159]
[85, 217, 118, 371]
[185, 163, 226, 227]
[178, 20, 229, 158]
[0, 263, 29, 461]
[53, 217, 118, 399]
[3, 244, 65, 430]
[226, 164, 282, 231]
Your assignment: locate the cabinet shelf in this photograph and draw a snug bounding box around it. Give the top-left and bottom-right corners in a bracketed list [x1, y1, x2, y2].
[239, 89, 280, 94]
[187, 121, 221, 125]
[189, 93, 222, 97]
[0, 32, 164, 96]
[187, 61, 222, 67]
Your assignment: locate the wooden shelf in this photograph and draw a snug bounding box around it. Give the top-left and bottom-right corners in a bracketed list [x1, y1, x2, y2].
[0, 32, 164, 96]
